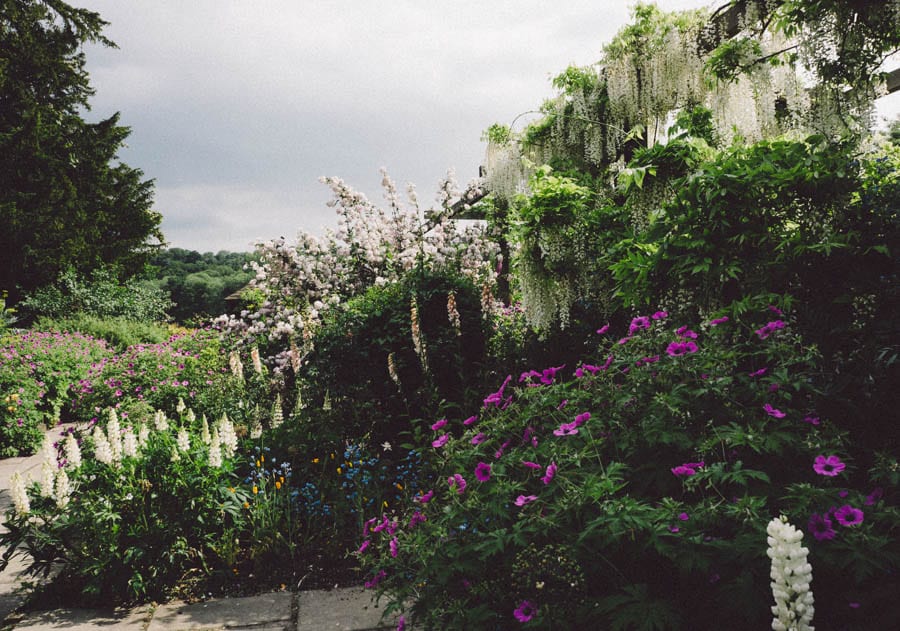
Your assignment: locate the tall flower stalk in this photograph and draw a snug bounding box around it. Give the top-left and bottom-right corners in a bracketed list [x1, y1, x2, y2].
[767, 516, 815, 631]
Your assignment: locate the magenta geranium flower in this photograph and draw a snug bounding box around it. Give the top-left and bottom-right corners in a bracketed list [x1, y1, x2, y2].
[651, 310, 668, 320]
[671, 465, 695, 477]
[364, 569, 386, 589]
[409, 511, 426, 528]
[666, 341, 698, 357]
[447, 473, 467, 494]
[522, 461, 542, 470]
[475, 462, 492, 482]
[834, 505, 864, 527]
[484, 375, 512, 408]
[463, 415, 478, 426]
[755, 320, 786, 339]
[541, 461, 557, 485]
[802, 415, 820, 425]
[513, 600, 537, 623]
[628, 316, 651, 335]
[432, 434, 449, 448]
[574, 411, 590, 427]
[416, 490, 434, 503]
[389, 537, 399, 558]
[514, 494, 538, 506]
[471, 432, 486, 445]
[553, 422, 579, 436]
[678, 512, 689, 521]
[709, 316, 729, 326]
[808, 513, 836, 541]
[357, 540, 370, 554]
[749, 367, 768, 377]
[676, 325, 698, 339]
[431, 419, 448, 431]
[596, 324, 610, 335]
[813, 455, 846, 477]
[763, 403, 786, 418]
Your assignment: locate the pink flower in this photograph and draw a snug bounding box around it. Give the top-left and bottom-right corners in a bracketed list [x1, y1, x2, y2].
[651, 311, 668, 320]
[541, 462, 557, 485]
[553, 422, 579, 436]
[463, 415, 478, 426]
[513, 600, 537, 623]
[802, 415, 820, 425]
[447, 473, 467, 494]
[813, 455, 845, 477]
[709, 316, 729, 326]
[865, 487, 883, 505]
[471, 432, 486, 445]
[365, 570, 386, 589]
[416, 490, 434, 503]
[749, 367, 767, 377]
[522, 461, 542, 470]
[678, 512, 689, 521]
[514, 494, 538, 506]
[676, 325, 698, 339]
[834, 505, 864, 527]
[666, 341, 698, 356]
[475, 462, 492, 482]
[763, 403, 786, 418]
[397, 615, 406, 631]
[357, 540, 370, 554]
[409, 511, 427, 528]
[596, 324, 610, 335]
[432, 434, 449, 448]
[389, 538, 399, 558]
[808, 512, 836, 541]
[628, 316, 651, 334]
[484, 375, 512, 408]
[431, 419, 447, 431]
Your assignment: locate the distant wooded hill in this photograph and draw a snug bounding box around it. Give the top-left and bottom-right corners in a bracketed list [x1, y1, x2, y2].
[147, 248, 255, 322]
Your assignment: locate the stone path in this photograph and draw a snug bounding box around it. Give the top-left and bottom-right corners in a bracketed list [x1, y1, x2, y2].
[0, 427, 409, 630]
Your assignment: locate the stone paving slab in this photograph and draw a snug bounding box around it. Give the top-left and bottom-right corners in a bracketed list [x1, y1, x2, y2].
[148, 591, 293, 631]
[295, 588, 403, 630]
[10, 606, 151, 630]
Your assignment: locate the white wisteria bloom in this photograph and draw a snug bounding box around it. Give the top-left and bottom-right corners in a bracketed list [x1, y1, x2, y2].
[54, 468, 70, 509]
[767, 516, 815, 631]
[10, 471, 30, 515]
[154, 409, 169, 432]
[122, 427, 138, 458]
[92, 425, 113, 465]
[177, 428, 191, 452]
[64, 433, 82, 469]
[208, 429, 223, 468]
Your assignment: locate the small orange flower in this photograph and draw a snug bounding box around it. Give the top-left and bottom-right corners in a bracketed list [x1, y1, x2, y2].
[256, 459, 261, 468]
[275, 481, 282, 490]
[312, 457, 320, 464]
[395, 483, 403, 491]
[243, 501, 250, 509]
[228, 487, 235, 493]
[261, 455, 265, 463]
[279, 476, 285, 484]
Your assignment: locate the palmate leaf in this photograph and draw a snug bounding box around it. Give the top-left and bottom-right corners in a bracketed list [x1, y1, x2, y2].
[595, 583, 682, 631]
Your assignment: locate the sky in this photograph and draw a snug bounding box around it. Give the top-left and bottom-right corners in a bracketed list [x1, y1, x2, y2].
[78, 1, 900, 253]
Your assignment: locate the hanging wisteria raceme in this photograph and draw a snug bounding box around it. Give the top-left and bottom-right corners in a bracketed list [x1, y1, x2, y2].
[214, 170, 499, 373]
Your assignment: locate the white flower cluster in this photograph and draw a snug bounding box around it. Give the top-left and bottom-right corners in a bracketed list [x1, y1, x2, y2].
[218, 414, 238, 459]
[208, 429, 223, 468]
[215, 170, 499, 373]
[767, 516, 815, 631]
[10, 471, 30, 515]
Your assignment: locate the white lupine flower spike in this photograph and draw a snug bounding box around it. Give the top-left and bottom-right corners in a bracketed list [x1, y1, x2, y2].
[767, 516, 815, 631]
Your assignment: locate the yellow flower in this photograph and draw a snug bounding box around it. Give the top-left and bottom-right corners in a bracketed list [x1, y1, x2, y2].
[279, 476, 285, 484]
[337, 467, 342, 474]
[243, 501, 250, 509]
[395, 483, 403, 491]
[330, 453, 335, 460]
[252, 485, 259, 494]
[261, 455, 265, 463]
[312, 457, 320, 464]
[275, 481, 282, 490]
[383, 500, 389, 508]
[256, 459, 261, 468]
[347, 461, 353, 468]
[228, 487, 235, 493]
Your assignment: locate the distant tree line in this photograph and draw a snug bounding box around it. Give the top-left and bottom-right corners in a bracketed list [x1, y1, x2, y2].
[146, 248, 254, 322]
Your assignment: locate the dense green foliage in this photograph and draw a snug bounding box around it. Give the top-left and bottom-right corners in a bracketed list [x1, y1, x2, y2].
[35, 315, 171, 350]
[146, 249, 254, 322]
[0, 0, 163, 302]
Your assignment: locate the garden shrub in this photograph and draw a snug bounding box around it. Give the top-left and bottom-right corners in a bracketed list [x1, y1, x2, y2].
[0, 330, 113, 456]
[36, 314, 171, 350]
[0, 405, 301, 604]
[357, 303, 899, 630]
[301, 267, 488, 449]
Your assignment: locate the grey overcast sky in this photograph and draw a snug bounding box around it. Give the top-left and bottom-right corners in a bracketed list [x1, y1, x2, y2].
[78, 1, 900, 253]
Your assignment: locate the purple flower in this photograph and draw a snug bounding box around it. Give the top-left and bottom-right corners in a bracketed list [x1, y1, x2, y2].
[596, 324, 610, 335]
[513, 600, 537, 623]
[540, 364, 565, 385]
[802, 415, 820, 426]
[397, 615, 406, 631]
[808, 513, 836, 541]
[755, 320, 786, 339]
[768, 304, 784, 316]
[749, 367, 768, 378]
[484, 375, 512, 408]
[617, 336, 632, 345]
[416, 490, 433, 503]
[763, 403, 786, 418]
[389, 537, 399, 558]
[671, 465, 696, 477]
[709, 316, 729, 326]
[365, 569, 386, 589]
[541, 462, 557, 485]
[864, 487, 883, 505]
[522, 461, 542, 470]
[494, 440, 510, 459]
[432, 434, 449, 448]
[463, 415, 478, 426]
[447, 473, 467, 494]
[514, 494, 538, 507]
[409, 511, 427, 528]
[676, 325, 698, 339]
[666, 341, 698, 357]
[651, 311, 668, 320]
[431, 419, 448, 431]
[475, 462, 492, 482]
[813, 455, 846, 477]
[668, 525, 680, 533]
[557, 399, 568, 409]
[678, 512, 689, 521]
[574, 411, 590, 427]
[553, 422, 579, 436]
[471, 432, 486, 445]
[628, 316, 651, 335]
[834, 505, 864, 527]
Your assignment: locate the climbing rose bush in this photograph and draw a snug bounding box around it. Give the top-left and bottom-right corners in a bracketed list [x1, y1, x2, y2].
[357, 303, 899, 630]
